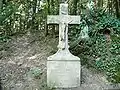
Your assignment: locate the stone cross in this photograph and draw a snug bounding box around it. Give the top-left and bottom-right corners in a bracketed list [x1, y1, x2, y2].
[47, 3, 80, 51]
[47, 3, 81, 88]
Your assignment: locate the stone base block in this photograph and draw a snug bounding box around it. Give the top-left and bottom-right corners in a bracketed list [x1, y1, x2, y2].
[47, 60, 81, 88]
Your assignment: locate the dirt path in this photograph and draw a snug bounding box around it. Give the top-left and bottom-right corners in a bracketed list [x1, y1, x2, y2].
[0, 32, 58, 90]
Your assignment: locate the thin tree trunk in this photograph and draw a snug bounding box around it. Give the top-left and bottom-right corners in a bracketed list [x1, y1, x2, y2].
[115, 0, 120, 18]
[47, 0, 50, 14]
[98, 0, 103, 8]
[0, 0, 3, 10]
[94, 0, 97, 8]
[45, 20, 48, 36]
[108, 0, 112, 14]
[32, 0, 37, 29]
[108, 0, 110, 13]
[51, 0, 55, 37]
[110, 0, 113, 15]
[45, 0, 50, 36]
[72, 0, 78, 15]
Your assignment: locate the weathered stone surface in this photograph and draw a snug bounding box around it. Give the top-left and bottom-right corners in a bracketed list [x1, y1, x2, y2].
[48, 50, 80, 61]
[47, 3, 80, 50]
[47, 15, 80, 24]
[47, 50, 80, 88]
[47, 60, 81, 88]
[47, 3, 81, 88]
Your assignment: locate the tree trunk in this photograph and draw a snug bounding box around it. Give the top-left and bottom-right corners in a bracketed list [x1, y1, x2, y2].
[32, 0, 37, 29]
[115, 0, 120, 18]
[72, 0, 78, 15]
[47, 0, 50, 14]
[45, 0, 50, 36]
[0, 0, 3, 10]
[98, 0, 103, 8]
[108, 0, 110, 13]
[94, 0, 97, 8]
[108, 0, 113, 14]
[51, 0, 55, 37]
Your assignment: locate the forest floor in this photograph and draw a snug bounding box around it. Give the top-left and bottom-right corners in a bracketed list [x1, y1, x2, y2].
[0, 31, 114, 90]
[0, 31, 58, 90]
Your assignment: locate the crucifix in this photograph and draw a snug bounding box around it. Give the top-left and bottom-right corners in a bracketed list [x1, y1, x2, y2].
[47, 3, 81, 88]
[47, 3, 80, 51]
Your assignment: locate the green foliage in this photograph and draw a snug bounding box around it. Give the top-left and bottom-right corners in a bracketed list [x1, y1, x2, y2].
[96, 55, 120, 83]
[88, 9, 120, 83]
[96, 15, 120, 32]
[81, 9, 120, 35]
[0, 35, 11, 42]
[70, 8, 120, 83]
[0, 3, 17, 25]
[0, 2, 19, 43]
[28, 67, 42, 79]
[87, 10, 120, 83]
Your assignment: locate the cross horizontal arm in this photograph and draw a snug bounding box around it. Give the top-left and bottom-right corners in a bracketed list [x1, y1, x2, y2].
[68, 16, 81, 24]
[47, 15, 60, 24]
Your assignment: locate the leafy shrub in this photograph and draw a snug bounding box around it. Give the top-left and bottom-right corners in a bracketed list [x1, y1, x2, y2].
[96, 55, 120, 83]
[70, 8, 120, 83]
[28, 67, 42, 79]
[0, 2, 16, 25]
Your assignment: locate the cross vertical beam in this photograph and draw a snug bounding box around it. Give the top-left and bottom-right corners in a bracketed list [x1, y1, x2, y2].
[47, 3, 80, 50]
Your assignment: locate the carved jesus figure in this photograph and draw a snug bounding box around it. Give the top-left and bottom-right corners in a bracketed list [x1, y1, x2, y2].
[59, 22, 68, 50]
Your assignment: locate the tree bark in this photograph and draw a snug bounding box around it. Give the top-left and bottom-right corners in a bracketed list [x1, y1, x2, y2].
[94, 0, 97, 8]
[108, 0, 113, 14]
[51, 0, 55, 37]
[45, 0, 50, 36]
[0, 0, 3, 10]
[32, 0, 37, 29]
[115, 0, 120, 18]
[72, 0, 78, 15]
[47, 0, 50, 14]
[108, 0, 110, 13]
[98, 0, 103, 8]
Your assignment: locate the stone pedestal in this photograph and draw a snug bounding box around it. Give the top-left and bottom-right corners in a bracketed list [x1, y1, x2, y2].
[47, 50, 81, 88]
